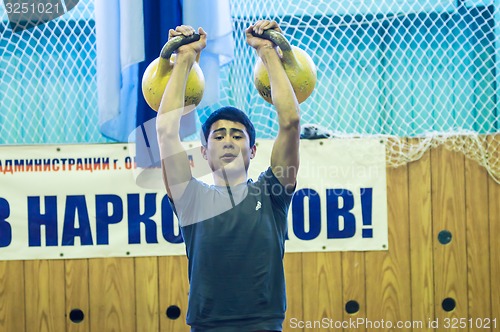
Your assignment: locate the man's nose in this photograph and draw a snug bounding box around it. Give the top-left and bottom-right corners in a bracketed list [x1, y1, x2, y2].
[223, 143, 235, 150]
[223, 136, 235, 147]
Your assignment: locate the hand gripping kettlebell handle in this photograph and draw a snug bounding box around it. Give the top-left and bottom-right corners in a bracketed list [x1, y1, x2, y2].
[160, 34, 201, 59]
[251, 29, 292, 52]
[251, 29, 297, 66]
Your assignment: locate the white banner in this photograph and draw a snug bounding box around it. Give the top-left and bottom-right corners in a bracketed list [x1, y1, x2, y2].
[0, 139, 387, 260]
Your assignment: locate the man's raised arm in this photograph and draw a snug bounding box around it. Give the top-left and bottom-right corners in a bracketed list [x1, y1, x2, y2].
[246, 21, 300, 191]
[156, 26, 207, 199]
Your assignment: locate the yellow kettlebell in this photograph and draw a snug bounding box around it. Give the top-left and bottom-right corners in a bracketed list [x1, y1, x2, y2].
[253, 30, 317, 104]
[142, 34, 205, 112]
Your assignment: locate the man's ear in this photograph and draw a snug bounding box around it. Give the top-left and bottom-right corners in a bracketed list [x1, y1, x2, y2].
[250, 144, 257, 159]
[201, 145, 208, 160]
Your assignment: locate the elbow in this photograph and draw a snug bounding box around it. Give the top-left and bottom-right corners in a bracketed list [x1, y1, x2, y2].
[155, 106, 184, 138]
[156, 123, 179, 144]
[156, 117, 179, 139]
[281, 114, 300, 131]
[274, 99, 300, 130]
[157, 128, 179, 144]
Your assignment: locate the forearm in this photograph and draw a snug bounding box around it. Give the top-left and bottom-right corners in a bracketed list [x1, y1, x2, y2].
[157, 54, 196, 138]
[258, 47, 300, 128]
[156, 54, 196, 196]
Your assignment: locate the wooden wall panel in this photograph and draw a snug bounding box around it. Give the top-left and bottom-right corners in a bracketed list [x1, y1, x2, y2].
[431, 147, 469, 330]
[301, 252, 342, 331]
[158, 256, 189, 332]
[488, 136, 500, 330]
[283, 252, 303, 332]
[365, 163, 412, 331]
[341, 251, 366, 332]
[0, 261, 25, 332]
[134, 257, 159, 332]
[89, 258, 135, 332]
[25, 260, 66, 332]
[465, 157, 492, 325]
[408, 144, 434, 331]
[65, 259, 90, 332]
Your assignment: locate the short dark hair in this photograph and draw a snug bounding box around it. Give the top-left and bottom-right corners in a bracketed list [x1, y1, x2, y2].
[201, 106, 256, 147]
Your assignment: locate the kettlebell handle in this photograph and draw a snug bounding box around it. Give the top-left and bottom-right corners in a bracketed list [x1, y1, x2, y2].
[251, 30, 292, 51]
[160, 34, 201, 59]
[251, 30, 296, 65]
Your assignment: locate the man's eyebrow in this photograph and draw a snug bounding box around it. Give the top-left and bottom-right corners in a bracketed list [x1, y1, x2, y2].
[211, 128, 245, 135]
[211, 128, 226, 134]
[230, 128, 245, 134]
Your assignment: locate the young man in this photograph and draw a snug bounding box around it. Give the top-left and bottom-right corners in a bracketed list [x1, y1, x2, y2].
[157, 20, 300, 332]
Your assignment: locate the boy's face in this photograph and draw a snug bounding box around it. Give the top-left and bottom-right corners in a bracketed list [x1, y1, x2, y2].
[201, 119, 256, 177]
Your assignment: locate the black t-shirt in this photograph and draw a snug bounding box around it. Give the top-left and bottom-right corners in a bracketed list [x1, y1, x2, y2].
[170, 167, 294, 332]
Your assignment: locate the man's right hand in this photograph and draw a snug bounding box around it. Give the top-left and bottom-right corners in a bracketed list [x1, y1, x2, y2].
[168, 25, 207, 61]
[245, 20, 282, 53]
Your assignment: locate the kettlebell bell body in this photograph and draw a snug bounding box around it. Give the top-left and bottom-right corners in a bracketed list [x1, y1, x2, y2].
[142, 34, 205, 112]
[253, 30, 317, 104]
